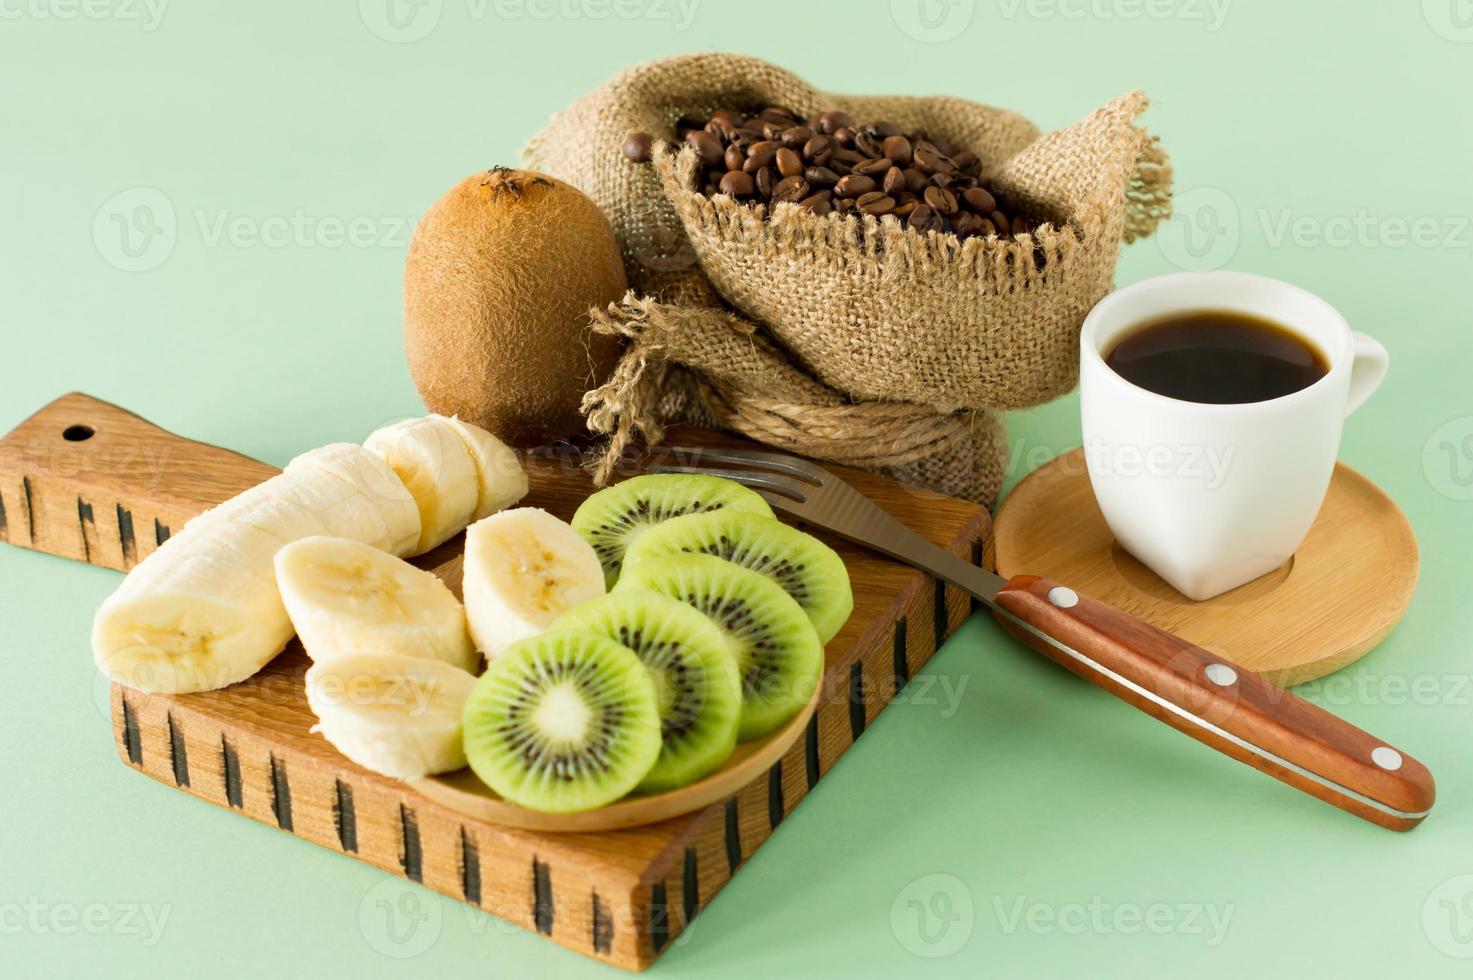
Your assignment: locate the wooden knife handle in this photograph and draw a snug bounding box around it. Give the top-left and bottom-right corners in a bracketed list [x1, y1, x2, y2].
[993, 574, 1435, 831]
[0, 392, 277, 572]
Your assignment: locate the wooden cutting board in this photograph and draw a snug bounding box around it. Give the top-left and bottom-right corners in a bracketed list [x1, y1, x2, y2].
[0, 392, 992, 972]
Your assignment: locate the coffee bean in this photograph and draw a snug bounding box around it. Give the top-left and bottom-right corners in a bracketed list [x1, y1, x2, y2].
[819, 110, 854, 134]
[856, 191, 895, 216]
[833, 126, 857, 147]
[804, 166, 840, 187]
[687, 130, 725, 167]
[772, 175, 810, 203]
[907, 204, 938, 233]
[881, 135, 912, 167]
[923, 186, 958, 215]
[710, 108, 744, 128]
[803, 135, 832, 160]
[854, 157, 892, 177]
[831, 148, 864, 167]
[904, 168, 930, 194]
[882, 166, 906, 197]
[781, 126, 814, 149]
[990, 210, 1009, 232]
[962, 187, 997, 213]
[724, 143, 745, 172]
[868, 120, 901, 138]
[797, 190, 833, 215]
[853, 132, 882, 158]
[623, 132, 653, 163]
[746, 140, 780, 166]
[1012, 214, 1029, 236]
[775, 147, 804, 178]
[755, 166, 775, 198]
[951, 150, 980, 176]
[892, 198, 919, 219]
[913, 141, 944, 174]
[759, 106, 796, 126]
[835, 174, 876, 198]
[719, 170, 754, 197]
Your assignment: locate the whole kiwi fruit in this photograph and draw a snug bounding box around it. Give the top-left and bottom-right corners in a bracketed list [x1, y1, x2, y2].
[403, 167, 627, 448]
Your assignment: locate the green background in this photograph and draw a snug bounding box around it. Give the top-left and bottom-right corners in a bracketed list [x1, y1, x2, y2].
[3, 1, 1472, 976]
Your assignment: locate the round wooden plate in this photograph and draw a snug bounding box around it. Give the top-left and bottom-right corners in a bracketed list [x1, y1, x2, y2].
[992, 450, 1418, 685]
[411, 682, 821, 833]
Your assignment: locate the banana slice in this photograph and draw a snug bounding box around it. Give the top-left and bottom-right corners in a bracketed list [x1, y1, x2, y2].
[285, 443, 421, 556]
[92, 550, 296, 694]
[363, 417, 479, 555]
[439, 415, 529, 520]
[305, 653, 477, 780]
[275, 536, 478, 672]
[462, 507, 605, 659]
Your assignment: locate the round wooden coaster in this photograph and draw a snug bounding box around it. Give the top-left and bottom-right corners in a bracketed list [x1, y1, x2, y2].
[991, 449, 1418, 686]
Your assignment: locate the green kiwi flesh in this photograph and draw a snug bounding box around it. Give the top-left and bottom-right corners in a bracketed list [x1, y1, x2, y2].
[461, 630, 661, 813]
[570, 474, 774, 588]
[615, 553, 822, 741]
[556, 591, 742, 792]
[623, 510, 853, 644]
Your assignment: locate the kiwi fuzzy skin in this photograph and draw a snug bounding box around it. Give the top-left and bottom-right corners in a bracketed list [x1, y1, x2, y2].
[403, 168, 627, 448]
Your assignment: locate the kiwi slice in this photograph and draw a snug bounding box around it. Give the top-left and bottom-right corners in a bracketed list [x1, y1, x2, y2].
[461, 630, 662, 813]
[623, 510, 854, 645]
[571, 474, 774, 588]
[616, 553, 823, 741]
[556, 591, 742, 792]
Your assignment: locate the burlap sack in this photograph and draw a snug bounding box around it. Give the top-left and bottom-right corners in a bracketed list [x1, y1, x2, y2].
[524, 54, 1170, 504]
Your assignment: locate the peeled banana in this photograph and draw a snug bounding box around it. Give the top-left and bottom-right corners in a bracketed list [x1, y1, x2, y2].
[304, 653, 477, 780]
[93, 414, 529, 697]
[275, 535, 478, 672]
[461, 507, 605, 658]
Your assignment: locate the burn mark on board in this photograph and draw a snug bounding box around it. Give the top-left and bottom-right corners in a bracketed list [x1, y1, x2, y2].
[221, 737, 243, 808]
[333, 780, 356, 851]
[167, 713, 189, 786]
[399, 805, 423, 882]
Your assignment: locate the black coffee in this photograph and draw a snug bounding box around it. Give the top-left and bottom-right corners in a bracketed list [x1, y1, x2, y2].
[1104, 310, 1329, 405]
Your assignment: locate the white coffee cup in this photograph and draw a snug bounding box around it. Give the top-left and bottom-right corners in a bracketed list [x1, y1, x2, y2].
[1079, 271, 1389, 601]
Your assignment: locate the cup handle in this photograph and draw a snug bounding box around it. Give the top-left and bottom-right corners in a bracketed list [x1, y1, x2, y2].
[1345, 331, 1389, 417]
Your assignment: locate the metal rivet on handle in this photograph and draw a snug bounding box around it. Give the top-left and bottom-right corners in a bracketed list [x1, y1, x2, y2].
[1204, 663, 1238, 687]
[1371, 746, 1403, 771]
[1047, 586, 1079, 608]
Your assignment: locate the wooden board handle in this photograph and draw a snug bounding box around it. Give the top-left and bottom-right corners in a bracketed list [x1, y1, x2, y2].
[0, 392, 278, 571]
[993, 574, 1435, 831]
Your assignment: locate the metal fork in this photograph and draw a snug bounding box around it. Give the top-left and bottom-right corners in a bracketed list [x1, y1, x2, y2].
[652, 446, 1434, 832]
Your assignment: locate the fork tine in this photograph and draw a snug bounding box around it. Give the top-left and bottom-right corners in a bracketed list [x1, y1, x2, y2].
[647, 464, 810, 502]
[658, 446, 827, 485]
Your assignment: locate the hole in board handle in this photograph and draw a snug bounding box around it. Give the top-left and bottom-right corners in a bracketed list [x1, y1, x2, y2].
[62, 425, 95, 442]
